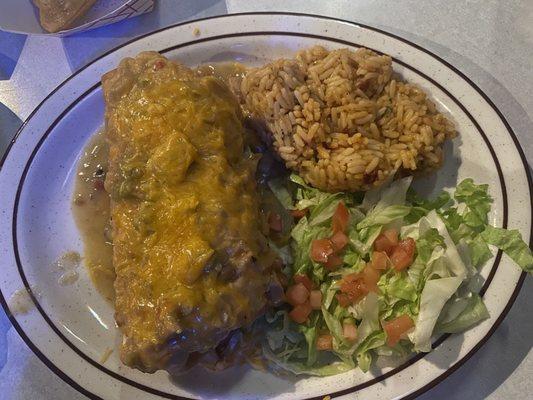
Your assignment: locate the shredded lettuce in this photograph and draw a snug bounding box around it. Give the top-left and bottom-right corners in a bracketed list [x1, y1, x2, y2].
[437, 293, 489, 333]
[379, 270, 418, 303]
[410, 276, 462, 352]
[454, 179, 492, 230]
[355, 293, 380, 343]
[355, 330, 386, 372]
[356, 205, 411, 230]
[262, 174, 532, 375]
[481, 226, 533, 273]
[308, 194, 344, 226]
[468, 235, 493, 269]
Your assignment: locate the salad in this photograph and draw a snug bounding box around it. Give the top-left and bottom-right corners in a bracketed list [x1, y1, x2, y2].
[262, 174, 532, 376]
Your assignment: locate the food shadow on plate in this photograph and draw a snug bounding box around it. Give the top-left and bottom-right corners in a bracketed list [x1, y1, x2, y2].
[420, 279, 533, 400]
[0, 102, 23, 156]
[169, 363, 296, 399]
[366, 334, 465, 379]
[410, 135, 462, 199]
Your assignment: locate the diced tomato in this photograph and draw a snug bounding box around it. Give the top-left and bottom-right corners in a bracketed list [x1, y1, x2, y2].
[310, 239, 334, 263]
[383, 314, 414, 347]
[332, 202, 350, 233]
[374, 229, 399, 255]
[390, 248, 409, 271]
[338, 273, 368, 306]
[336, 293, 352, 308]
[324, 254, 344, 271]
[309, 290, 322, 310]
[343, 322, 358, 342]
[370, 251, 388, 270]
[374, 235, 394, 255]
[268, 212, 283, 232]
[291, 208, 308, 219]
[294, 274, 314, 291]
[397, 237, 415, 257]
[361, 264, 381, 293]
[390, 238, 416, 271]
[330, 230, 349, 252]
[316, 334, 333, 350]
[289, 302, 312, 324]
[384, 229, 399, 246]
[285, 283, 309, 306]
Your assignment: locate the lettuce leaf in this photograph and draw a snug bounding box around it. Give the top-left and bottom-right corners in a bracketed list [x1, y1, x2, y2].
[454, 179, 492, 231]
[361, 176, 412, 212]
[301, 319, 318, 366]
[378, 270, 418, 303]
[356, 293, 380, 343]
[409, 276, 462, 352]
[308, 193, 344, 226]
[262, 345, 353, 376]
[480, 226, 533, 273]
[437, 293, 489, 333]
[405, 189, 452, 224]
[468, 235, 493, 269]
[355, 331, 386, 372]
[356, 205, 411, 230]
[425, 211, 468, 280]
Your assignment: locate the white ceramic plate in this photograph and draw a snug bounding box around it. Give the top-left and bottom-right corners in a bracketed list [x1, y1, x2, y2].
[0, 13, 530, 400]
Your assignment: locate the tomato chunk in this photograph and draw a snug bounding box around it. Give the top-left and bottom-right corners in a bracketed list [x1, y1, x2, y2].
[330, 230, 349, 252]
[289, 302, 312, 324]
[285, 283, 309, 306]
[291, 208, 308, 219]
[324, 254, 344, 271]
[374, 229, 399, 255]
[336, 293, 352, 308]
[390, 238, 416, 271]
[371, 251, 388, 270]
[384, 229, 399, 246]
[309, 290, 322, 310]
[361, 264, 381, 293]
[310, 239, 334, 263]
[397, 237, 415, 257]
[316, 334, 333, 350]
[268, 212, 283, 232]
[390, 248, 409, 271]
[338, 273, 368, 306]
[294, 274, 314, 291]
[343, 322, 358, 342]
[332, 202, 350, 233]
[383, 314, 414, 347]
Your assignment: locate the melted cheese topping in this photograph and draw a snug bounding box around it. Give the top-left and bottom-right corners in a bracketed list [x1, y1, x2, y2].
[103, 54, 271, 370]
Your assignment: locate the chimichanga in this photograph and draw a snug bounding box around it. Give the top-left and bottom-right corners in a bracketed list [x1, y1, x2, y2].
[33, 0, 97, 32]
[101, 52, 276, 373]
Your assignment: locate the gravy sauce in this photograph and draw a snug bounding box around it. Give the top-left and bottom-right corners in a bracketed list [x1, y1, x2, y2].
[72, 130, 114, 301]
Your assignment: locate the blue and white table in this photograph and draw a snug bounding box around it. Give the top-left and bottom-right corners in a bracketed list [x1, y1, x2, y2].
[0, 1, 531, 399]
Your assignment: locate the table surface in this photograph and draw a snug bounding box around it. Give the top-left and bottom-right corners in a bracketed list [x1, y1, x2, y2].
[0, 1, 531, 399]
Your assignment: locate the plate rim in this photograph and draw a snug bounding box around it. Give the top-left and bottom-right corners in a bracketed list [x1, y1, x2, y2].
[8, 31, 512, 400]
[0, 11, 531, 400]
